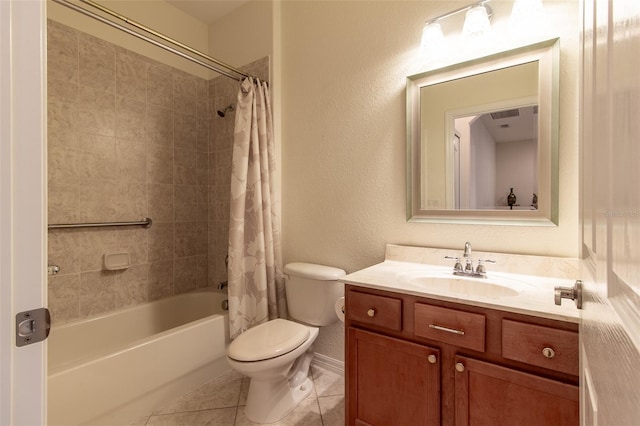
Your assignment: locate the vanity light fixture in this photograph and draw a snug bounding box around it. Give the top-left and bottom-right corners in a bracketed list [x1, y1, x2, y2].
[420, 1, 492, 60]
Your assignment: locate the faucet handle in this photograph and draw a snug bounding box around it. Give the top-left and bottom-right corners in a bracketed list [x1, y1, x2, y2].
[445, 256, 463, 273]
[475, 259, 496, 276]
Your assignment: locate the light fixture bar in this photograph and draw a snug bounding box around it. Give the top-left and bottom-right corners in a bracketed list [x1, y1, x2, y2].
[425, 0, 492, 25]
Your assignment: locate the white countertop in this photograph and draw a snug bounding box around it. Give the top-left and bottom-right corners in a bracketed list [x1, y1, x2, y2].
[342, 259, 581, 324]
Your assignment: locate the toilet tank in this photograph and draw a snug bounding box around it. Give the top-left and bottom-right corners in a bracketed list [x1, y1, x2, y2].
[284, 262, 346, 326]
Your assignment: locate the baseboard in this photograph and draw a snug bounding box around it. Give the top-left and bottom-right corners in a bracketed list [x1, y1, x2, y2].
[312, 353, 344, 376]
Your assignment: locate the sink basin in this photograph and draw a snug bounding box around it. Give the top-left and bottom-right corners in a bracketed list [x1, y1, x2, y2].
[406, 276, 519, 298]
[396, 270, 532, 298]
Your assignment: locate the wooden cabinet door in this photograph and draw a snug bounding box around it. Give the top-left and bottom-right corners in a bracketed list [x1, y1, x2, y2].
[347, 327, 440, 426]
[454, 356, 578, 426]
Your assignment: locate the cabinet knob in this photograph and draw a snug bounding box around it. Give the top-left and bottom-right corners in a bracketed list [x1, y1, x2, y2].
[427, 354, 437, 364]
[367, 308, 376, 318]
[455, 362, 465, 373]
[542, 347, 556, 359]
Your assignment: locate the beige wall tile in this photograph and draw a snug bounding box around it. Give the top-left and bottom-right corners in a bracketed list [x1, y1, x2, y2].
[79, 180, 119, 222]
[175, 222, 199, 257]
[174, 72, 197, 116]
[174, 148, 197, 185]
[174, 256, 197, 294]
[116, 96, 146, 141]
[48, 180, 81, 224]
[78, 86, 116, 137]
[147, 144, 174, 184]
[117, 228, 149, 265]
[116, 182, 147, 220]
[48, 273, 80, 324]
[196, 152, 208, 186]
[148, 260, 173, 301]
[77, 134, 117, 181]
[117, 138, 146, 183]
[148, 183, 174, 223]
[148, 222, 174, 261]
[147, 63, 173, 109]
[48, 102, 79, 151]
[80, 270, 116, 317]
[79, 33, 116, 94]
[196, 221, 208, 255]
[47, 20, 78, 83]
[174, 113, 197, 151]
[196, 255, 209, 288]
[48, 78, 78, 105]
[48, 229, 84, 274]
[146, 104, 173, 148]
[48, 147, 81, 182]
[80, 229, 118, 271]
[196, 116, 209, 153]
[116, 49, 148, 103]
[175, 185, 197, 223]
[208, 185, 229, 222]
[115, 264, 149, 309]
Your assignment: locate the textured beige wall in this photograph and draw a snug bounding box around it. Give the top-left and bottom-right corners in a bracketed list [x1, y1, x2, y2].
[208, 0, 273, 75]
[280, 1, 579, 360]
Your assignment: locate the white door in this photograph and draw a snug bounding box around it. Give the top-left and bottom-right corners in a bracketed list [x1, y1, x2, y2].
[579, 0, 640, 424]
[0, 1, 48, 425]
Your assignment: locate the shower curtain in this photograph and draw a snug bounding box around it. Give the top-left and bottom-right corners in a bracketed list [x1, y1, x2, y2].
[227, 77, 285, 339]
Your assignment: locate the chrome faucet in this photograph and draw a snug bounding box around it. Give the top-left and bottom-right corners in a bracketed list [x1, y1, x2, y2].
[445, 242, 495, 278]
[463, 242, 473, 273]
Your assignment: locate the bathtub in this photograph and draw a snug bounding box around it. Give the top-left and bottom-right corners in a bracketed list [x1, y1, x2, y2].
[48, 289, 230, 426]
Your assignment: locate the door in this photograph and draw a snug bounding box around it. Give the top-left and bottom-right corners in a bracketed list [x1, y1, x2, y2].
[0, 1, 48, 425]
[454, 355, 578, 426]
[347, 328, 440, 426]
[579, 0, 640, 424]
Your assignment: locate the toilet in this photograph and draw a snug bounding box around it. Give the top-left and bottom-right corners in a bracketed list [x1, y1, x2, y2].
[226, 262, 345, 424]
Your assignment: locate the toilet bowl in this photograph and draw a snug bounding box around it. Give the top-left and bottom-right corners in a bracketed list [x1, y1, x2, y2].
[226, 262, 345, 424]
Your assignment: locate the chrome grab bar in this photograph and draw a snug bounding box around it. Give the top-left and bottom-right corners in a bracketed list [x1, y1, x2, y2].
[48, 217, 152, 230]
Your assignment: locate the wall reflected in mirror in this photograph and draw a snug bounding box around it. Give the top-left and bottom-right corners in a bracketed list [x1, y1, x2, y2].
[450, 105, 538, 210]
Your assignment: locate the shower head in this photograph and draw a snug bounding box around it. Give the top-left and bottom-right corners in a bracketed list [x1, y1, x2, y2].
[217, 104, 235, 118]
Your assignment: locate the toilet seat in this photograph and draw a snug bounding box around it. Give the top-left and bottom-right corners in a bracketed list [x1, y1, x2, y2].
[227, 318, 310, 362]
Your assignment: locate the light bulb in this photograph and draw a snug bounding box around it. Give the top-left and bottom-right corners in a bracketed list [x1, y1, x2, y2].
[461, 5, 492, 41]
[420, 22, 447, 62]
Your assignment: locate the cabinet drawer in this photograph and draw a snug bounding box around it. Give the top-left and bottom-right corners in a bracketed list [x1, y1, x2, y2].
[502, 319, 578, 376]
[414, 303, 485, 352]
[347, 291, 402, 331]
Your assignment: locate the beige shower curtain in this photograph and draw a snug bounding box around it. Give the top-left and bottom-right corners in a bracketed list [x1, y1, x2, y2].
[227, 77, 285, 339]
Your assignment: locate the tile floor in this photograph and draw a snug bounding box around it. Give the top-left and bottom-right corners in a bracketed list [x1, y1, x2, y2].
[131, 365, 345, 426]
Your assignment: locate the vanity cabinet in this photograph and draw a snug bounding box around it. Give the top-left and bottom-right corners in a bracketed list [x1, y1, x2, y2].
[345, 285, 579, 426]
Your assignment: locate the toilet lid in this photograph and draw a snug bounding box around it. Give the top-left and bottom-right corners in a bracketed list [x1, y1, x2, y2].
[227, 318, 310, 362]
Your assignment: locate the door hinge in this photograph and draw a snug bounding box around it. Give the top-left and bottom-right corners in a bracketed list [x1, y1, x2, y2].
[16, 308, 50, 347]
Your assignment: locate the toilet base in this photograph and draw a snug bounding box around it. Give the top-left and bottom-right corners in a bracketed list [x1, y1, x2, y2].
[244, 375, 314, 424]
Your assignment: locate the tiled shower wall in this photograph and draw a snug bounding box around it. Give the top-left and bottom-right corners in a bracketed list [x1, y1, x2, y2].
[46, 19, 268, 324]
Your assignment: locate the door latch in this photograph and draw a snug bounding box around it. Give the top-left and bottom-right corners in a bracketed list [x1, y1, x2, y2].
[554, 280, 583, 309]
[15, 308, 51, 347]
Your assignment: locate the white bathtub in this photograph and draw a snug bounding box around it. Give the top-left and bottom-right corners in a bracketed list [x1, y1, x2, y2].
[48, 289, 230, 426]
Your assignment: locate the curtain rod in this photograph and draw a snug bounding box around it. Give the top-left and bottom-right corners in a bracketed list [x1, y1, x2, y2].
[51, 0, 252, 82]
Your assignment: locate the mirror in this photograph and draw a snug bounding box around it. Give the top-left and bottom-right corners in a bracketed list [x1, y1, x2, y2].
[407, 39, 559, 225]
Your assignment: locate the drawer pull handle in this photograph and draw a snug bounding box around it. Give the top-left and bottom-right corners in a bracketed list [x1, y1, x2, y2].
[427, 354, 437, 364]
[429, 323, 465, 336]
[455, 362, 465, 373]
[542, 347, 556, 359]
[367, 308, 376, 318]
